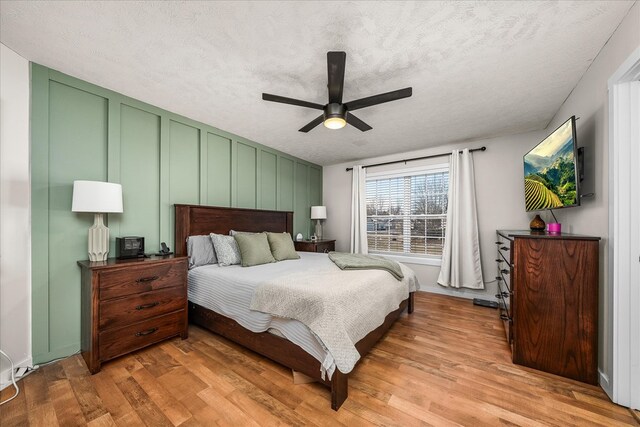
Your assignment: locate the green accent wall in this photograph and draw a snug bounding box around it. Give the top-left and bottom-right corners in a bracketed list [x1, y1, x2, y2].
[30, 64, 322, 364]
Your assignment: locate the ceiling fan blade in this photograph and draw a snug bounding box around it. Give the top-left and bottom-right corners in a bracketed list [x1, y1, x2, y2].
[327, 51, 346, 104]
[262, 93, 324, 110]
[345, 87, 412, 111]
[298, 115, 324, 132]
[346, 113, 372, 132]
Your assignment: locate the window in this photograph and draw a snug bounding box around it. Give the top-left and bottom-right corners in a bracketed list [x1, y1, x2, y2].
[366, 164, 449, 261]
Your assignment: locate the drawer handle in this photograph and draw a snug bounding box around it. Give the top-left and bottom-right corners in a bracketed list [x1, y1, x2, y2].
[136, 276, 159, 284]
[495, 276, 502, 281]
[501, 291, 510, 298]
[135, 328, 158, 337]
[500, 314, 510, 321]
[495, 241, 501, 245]
[495, 258, 503, 263]
[500, 246, 509, 251]
[495, 293, 502, 299]
[135, 302, 159, 310]
[501, 269, 510, 275]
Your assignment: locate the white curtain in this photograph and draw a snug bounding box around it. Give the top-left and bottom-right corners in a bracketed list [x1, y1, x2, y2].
[437, 149, 484, 289]
[350, 165, 368, 254]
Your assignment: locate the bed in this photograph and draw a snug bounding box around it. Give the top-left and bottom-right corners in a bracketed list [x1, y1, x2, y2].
[175, 204, 416, 410]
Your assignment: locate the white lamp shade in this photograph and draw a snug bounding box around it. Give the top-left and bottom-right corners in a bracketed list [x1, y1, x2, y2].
[310, 205, 327, 220]
[72, 180, 123, 213]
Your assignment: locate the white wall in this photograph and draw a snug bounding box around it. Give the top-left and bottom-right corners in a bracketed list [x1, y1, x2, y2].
[539, 3, 639, 397]
[323, 1, 639, 397]
[323, 130, 546, 302]
[0, 43, 32, 387]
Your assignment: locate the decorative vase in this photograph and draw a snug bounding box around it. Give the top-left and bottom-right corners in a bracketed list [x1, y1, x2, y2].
[529, 214, 546, 231]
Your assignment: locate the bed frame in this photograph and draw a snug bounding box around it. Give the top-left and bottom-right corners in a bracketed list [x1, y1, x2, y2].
[175, 204, 415, 410]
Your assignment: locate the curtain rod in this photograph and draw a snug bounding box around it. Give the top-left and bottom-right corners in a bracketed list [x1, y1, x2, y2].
[345, 146, 486, 172]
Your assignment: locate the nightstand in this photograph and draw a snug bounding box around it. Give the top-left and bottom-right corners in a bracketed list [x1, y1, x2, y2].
[78, 255, 188, 373]
[294, 239, 336, 253]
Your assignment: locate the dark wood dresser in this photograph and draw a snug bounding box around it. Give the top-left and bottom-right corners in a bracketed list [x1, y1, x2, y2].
[78, 255, 188, 373]
[294, 239, 336, 253]
[496, 230, 600, 384]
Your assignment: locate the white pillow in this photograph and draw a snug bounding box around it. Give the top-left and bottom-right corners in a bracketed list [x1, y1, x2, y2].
[210, 233, 241, 266]
[187, 235, 217, 269]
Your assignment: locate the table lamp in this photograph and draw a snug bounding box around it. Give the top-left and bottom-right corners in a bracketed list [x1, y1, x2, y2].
[72, 180, 123, 261]
[310, 206, 327, 240]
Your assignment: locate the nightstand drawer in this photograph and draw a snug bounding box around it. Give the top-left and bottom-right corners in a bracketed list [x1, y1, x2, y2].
[315, 241, 335, 253]
[99, 286, 186, 330]
[99, 310, 185, 361]
[99, 261, 186, 300]
[294, 240, 336, 253]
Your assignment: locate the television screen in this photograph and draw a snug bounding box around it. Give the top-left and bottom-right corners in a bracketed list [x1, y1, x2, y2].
[524, 116, 580, 211]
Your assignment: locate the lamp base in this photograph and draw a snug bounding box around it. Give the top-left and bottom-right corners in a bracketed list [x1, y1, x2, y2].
[88, 213, 109, 262]
[315, 220, 323, 241]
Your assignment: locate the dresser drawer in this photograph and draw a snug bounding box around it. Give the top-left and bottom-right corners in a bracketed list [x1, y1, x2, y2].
[99, 261, 186, 300]
[498, 266, 511, 292]
[496, 277, 511, 317]
[500, 306, 513, 345]
[99, 286, 186, 330]
[496, 233, 513, 266]
[99, 310, 184, 361]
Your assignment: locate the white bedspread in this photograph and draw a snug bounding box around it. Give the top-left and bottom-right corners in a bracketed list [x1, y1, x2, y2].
[188, 253, 336, 377]
[251, 260, 418, 374]
[188, 252, 419, 378]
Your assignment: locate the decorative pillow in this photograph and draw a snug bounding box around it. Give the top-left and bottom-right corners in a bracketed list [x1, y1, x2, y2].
[210, 233, 241, 266]
[234, 232, 276, 267]
[187, 235, 217, 269]
[266, 232, 300, 261]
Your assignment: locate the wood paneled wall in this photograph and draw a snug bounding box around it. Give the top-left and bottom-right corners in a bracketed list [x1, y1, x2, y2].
[30, 64, 322, 364]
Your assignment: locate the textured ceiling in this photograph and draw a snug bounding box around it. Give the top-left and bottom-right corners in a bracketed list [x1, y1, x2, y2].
[0, 1, 634, 165]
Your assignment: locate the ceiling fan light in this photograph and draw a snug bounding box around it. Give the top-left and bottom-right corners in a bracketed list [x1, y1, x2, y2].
[323, 117, 347, 129]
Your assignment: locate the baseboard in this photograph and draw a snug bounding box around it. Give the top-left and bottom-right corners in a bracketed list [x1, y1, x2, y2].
[0, 355, 32, 391]
[599, 369, 613, 400]
[417, 287, 498, 302]
[33, 343, 80, 366]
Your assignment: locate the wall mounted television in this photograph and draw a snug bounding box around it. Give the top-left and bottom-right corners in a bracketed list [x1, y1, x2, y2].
[524, 116, 580, 211]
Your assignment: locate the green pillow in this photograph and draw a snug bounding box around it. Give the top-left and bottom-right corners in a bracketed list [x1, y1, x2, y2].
[266, 232, 300, 261]
[234, 232, 276, 267]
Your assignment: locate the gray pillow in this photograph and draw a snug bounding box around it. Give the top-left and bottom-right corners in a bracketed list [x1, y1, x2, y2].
[266, 232, 300, 261]
[187, 235, 217, 269]
[210, 233, 241, 266]
[234, 232, 276, 267]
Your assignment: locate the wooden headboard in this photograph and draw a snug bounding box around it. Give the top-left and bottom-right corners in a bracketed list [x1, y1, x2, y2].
[174, 204, 294, 257]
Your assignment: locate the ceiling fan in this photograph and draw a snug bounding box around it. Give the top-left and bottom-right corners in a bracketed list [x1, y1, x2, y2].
[262, 51, 412, 132]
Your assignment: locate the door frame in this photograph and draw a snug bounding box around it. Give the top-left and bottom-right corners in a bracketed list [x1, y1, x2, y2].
[608, 46, 640, 409]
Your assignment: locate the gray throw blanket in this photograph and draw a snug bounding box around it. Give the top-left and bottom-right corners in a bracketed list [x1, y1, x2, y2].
[328, 251, 404, 280]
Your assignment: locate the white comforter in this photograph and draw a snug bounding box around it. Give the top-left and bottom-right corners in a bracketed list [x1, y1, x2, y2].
[251, 260, 419, 375]
[188, 252, 419, 377]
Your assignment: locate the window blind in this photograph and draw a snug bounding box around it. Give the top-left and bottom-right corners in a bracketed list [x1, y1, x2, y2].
[366, 168, 449, 257]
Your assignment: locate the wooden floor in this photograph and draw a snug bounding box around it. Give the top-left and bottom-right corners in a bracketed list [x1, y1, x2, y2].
[1, 293, 637, 426]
